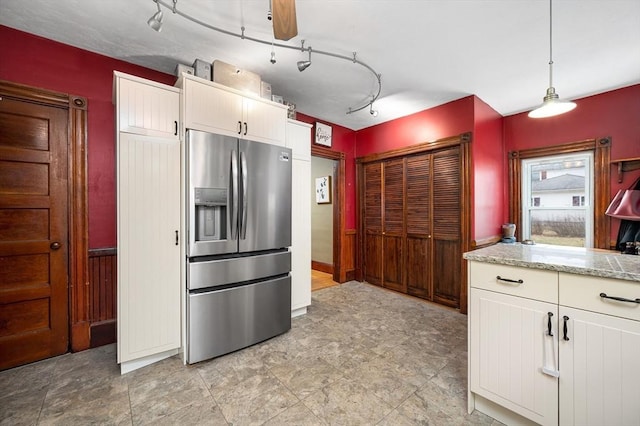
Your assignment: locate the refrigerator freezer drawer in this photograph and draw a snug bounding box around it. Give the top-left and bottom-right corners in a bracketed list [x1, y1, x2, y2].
[187, 251, 291, 290]
[187, 276, 291, 364]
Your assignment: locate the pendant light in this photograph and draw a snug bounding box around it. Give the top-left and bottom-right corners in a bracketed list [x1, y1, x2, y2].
[528, 0, 576, 118]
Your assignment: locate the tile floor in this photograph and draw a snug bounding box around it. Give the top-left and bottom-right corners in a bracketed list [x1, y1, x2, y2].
[0, 281, 501, 425]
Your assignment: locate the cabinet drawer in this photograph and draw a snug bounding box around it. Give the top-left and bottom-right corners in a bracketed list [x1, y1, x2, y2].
[469, 261, 558, 303]
[559, 273, 640, 321]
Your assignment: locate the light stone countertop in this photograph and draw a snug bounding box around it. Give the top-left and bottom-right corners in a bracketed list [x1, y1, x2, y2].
[463, 243, 640, 282]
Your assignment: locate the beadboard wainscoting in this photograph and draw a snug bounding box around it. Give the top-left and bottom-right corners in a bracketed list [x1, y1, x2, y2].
[88, 248, 117, 348]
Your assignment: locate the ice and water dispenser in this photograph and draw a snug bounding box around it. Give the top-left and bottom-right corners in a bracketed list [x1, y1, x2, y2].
[194, 187, 227, 241]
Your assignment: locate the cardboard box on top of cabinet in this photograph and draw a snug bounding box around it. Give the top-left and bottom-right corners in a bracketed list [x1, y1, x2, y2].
[192, 59, 211, 80]
[175, 63, 194, 77]
[212, 60, 261, 96]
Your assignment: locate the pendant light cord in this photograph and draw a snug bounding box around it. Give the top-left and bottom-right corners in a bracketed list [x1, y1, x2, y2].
[548, 0, 554, 88]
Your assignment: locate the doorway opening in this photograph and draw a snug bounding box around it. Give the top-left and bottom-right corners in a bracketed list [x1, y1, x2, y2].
[310, 144, 346, 283]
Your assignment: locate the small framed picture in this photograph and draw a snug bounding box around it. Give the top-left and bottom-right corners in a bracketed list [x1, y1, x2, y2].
[315, 176, 331, 204]
[315, 122, 332, 147]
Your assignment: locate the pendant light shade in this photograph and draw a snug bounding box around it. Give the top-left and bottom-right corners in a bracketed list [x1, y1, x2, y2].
[528, 0, 576, 118]
[528, 87, 576, 118]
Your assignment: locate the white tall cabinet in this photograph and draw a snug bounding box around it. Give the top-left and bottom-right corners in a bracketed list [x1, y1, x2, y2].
[286, 120, 312, 316]
[114, 72, 181, 374]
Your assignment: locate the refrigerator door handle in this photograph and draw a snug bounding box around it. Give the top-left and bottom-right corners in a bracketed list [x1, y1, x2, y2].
[240, 150, 248, 239]
[230, 149, 239, 240]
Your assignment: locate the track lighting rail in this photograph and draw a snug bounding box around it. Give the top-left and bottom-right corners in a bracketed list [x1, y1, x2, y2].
[154, 0, 382, 115]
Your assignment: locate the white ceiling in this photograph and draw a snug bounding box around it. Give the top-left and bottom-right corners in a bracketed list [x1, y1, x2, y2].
[1, 0, 639, 130]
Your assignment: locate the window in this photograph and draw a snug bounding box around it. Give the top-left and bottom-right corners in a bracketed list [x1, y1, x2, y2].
[508, 138, 611, 249]
[521, 153, 594, 247]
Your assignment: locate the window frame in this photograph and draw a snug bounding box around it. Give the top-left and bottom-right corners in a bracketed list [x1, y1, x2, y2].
[508, 138, 611, 249]
[521, 152, 594, 247]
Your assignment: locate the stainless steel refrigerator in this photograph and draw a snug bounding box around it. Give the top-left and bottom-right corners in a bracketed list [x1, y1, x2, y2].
[185, 129, 292, 364]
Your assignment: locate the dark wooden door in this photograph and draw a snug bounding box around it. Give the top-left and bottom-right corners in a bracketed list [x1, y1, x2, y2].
[406, 153, 432, 299]
[363, 162, 382, 286]
[0, 96, 69, 370]
[382, 159, 404, 292]
[432, 146, 461, 308]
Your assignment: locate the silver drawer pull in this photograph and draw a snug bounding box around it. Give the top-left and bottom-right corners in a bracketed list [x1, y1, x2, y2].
[496, 275, 524, 285]
[599, 293, 640, 304]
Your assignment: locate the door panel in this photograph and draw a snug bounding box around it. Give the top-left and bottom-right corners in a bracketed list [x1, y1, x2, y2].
[364, 232, 382, 286]
[432, 147, 461, 308]
[470, 288, 559, 426]
[406, 236, 430, 298]
[363, 163, 382, 285]
[382, 159, 404, 291]
[559, 306, 640, 426]
[433, 238, 461, 307]
[382, 235, 403, 291]
[239, 139, 292, 252]
[406, 154, 431, 298]
[0, 96, 69, 370]
[117, 133, 181, 363]
[187, 130, 238, 257]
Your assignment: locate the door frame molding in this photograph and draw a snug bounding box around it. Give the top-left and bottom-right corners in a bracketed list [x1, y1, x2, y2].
[311, 145, 347, 283]
[0, 80, 89, 352]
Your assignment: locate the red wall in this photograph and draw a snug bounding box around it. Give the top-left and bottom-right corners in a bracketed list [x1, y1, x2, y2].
[355, 97, 474, 157]
[3, 24, 637, 248]
[504, 85, 640, 192]
[0, 26, 174, 249]
[504, 84, 640, 240]
[294, 113, 358, 229]
[472, 96, 506, 240]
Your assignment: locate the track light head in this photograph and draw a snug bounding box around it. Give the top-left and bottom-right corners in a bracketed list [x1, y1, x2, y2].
[147, 2, 163, 32]
[297, 46, 312, 72]
[297, 60, 311, 71]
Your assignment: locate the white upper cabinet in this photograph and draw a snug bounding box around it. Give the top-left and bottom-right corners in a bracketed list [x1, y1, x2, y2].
[286, 118, 312, 161]
[179, 74, 287, 146]
[114, 71, 179, 138]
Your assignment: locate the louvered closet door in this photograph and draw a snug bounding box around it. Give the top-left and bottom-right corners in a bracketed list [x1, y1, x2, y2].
[405, 154, 432, 299]
[432, 146, 461, 308]
[363, 162, 383, 286]
[382, 159, 405, 292]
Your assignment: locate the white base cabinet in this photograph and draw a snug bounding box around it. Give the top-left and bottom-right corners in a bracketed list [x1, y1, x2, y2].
[558, 273, 640, 426]
[114, 72, 181, 374]
[468, 260, 640, 426]
[286, 120, 312, 316]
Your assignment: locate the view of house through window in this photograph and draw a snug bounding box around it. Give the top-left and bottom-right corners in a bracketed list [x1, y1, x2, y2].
[521, 153, 594, 247]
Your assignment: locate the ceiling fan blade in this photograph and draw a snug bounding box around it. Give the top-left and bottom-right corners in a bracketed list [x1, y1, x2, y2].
[272, 0, 298, 41]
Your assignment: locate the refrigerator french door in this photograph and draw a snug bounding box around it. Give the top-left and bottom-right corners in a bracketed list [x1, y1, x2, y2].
[186, 129, 292, 364]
